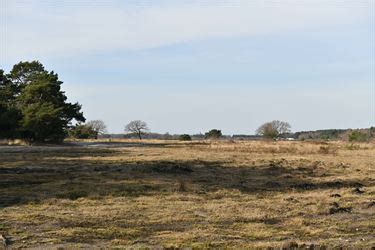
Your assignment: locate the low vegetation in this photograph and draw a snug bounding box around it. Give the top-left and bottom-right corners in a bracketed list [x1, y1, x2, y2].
[349, 131, 369, 142]
[0, 139, 374, 248]
[205, 129, 222, 139]
[179, 134, 192, 141]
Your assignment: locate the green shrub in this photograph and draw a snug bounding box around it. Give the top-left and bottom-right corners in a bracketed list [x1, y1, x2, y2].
[205, 129, 222, 139]
[69, 124, 98, 139]
[179, 134, 192, 141]
[370, 127, 375, 137]
[57, 190, 88, 200]
[348, 131, 368, 142]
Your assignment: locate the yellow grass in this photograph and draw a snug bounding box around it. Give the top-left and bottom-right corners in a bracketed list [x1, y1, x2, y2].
[0, 139, 374, 248]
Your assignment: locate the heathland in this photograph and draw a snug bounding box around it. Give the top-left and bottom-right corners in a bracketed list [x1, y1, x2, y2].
[0, 139, 374, 248]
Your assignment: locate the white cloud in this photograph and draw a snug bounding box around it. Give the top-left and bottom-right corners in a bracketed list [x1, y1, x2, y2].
[1, 0, 371, 61]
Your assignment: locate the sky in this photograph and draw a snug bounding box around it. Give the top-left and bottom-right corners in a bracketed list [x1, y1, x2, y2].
[1, 0, 374, 134]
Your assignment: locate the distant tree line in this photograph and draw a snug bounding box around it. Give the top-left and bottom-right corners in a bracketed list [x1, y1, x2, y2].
[2, 61, 373, 143]
[296, 128, 375, 142]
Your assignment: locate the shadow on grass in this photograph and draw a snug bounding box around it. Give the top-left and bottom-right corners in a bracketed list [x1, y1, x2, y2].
[0, 142, 368, 208]
[73, 140, 208, 148]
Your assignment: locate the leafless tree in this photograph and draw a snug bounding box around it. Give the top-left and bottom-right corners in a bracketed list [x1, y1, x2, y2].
[125, 120, 149, 139]
[86, 120, 107, 135]
[256, 120, 291, 139]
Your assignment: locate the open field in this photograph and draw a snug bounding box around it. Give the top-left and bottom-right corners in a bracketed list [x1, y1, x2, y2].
[0, 139, 374, 248]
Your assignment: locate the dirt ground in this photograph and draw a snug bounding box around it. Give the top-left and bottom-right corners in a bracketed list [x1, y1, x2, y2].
[0, 139, 374, 248]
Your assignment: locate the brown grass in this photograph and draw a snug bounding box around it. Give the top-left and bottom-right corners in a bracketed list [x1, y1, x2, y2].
[0, 139, 374, 248]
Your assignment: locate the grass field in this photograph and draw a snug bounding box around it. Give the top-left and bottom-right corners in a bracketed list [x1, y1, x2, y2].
[0, 139, 374, 248]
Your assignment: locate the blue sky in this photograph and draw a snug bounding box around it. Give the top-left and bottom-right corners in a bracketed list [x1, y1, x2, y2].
[1, 0, 374, 134]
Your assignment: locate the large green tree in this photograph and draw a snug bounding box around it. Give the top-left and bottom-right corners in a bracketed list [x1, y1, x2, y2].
[1, 61, 85, 142]
[0, 69, 21, 138]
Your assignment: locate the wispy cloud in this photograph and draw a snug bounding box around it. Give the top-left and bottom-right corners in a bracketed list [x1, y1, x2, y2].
[2, 0, 371, 61]
[1, 0, 373, 133]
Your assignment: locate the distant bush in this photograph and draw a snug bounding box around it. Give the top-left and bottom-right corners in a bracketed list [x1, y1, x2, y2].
[320, 134, 331, 140]
[177, 179, 187, 192]
[346, 144, 361, 150]
[57, 190, 88, 200]
[318, 145, 338, 155]
[370, 127, 375, 137]
[205, 129, 222, 139]
[256, 120, 291, 139]
[348, 131, 368, 142]
[69, 124, 98, 139]
[179, 134, 192, 141]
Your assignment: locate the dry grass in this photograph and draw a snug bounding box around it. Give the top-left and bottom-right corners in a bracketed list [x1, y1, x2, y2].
[0, 139, 374, 248]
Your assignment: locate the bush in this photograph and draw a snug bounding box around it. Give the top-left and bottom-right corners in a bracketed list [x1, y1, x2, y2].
[346, 144, 361, 150]
[69, 124, 98, 139]
[205, 129, 222, 139]
[369, 127, 375, 137]
[179, 134, 192, 141]
[318, 145, 338, 155]
[348, 131, 368, 142]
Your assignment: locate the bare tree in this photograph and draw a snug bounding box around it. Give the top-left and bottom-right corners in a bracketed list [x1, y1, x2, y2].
[86, 120, 107, 135]
[125, 120, 149, 139]
[256, 120, 291, 139]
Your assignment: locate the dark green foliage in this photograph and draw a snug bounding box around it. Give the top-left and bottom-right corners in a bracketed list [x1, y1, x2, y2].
[0, 104, 21, 139]
[0, 61, 85, 142]
[0, 69, 17, 101]
[320, 129, 341, 140]
[69, 124, 98, 139]
[205, 129, 222, 139]
[0, 70, 22, 138]
[8, 61, 46, 93]
[296, 129, 346, 141]
[370, 127, 375, 137]
[348, 131, 369, 142]
[179, 134, 192, 141]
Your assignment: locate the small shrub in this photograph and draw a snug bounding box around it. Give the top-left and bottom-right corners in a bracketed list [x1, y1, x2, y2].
[179, 134, 192, 141]
[370, 127, 375, 137]
[346, 144, 361, 150]
[318, 145, 338, 155]
[177, 180, 187, 192]
[57, 190, 88, 200]
[69, 124, 98, 139]
[349, 131, 369, 142]
[320, 134, 331, 140]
